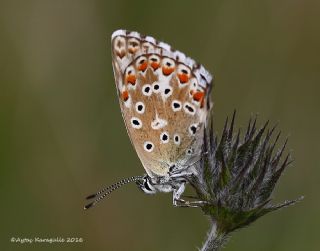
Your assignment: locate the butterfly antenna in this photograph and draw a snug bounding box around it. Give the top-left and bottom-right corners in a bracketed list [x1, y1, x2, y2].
[84, 175, 144, 210]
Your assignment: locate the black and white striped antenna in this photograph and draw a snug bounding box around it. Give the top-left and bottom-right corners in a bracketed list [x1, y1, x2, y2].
[84, 175, 144, 210]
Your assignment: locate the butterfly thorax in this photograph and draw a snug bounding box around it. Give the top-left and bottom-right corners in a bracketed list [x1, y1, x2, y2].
[137, 172, 191, 195]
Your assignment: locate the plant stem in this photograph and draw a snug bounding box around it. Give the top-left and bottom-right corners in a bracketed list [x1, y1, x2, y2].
[200, 219, 227, 251]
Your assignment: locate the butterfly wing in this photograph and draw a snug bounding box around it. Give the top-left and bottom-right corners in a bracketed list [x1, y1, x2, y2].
[111, 30, 213, 178]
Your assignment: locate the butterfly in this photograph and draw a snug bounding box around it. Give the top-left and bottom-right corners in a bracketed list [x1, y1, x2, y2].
[84, 30, 213, 209]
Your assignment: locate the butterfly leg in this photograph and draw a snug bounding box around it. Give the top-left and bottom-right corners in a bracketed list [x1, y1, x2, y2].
[175, 200, 208, 208]
[169, 170, 195, 179]
[172, 183, 208, 208]
[173, 181, 187, 207]
[172, 182, 208, 208]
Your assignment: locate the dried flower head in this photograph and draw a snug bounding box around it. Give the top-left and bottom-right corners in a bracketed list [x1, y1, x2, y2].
[188, 111, 303, 251]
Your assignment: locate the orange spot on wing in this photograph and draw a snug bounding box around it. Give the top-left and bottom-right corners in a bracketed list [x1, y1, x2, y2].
[151, 62, 159, 71]
[162, 67, 174, 76]
[178, 73, 189, 83]
[193, 91, 204, 102]
[122, 90, 129, 101]
[126, 75, 136, 85]
[138, 62, 148, 72]
[193, 91, 205, 108]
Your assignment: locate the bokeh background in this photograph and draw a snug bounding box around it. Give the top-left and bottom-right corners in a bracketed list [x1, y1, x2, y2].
[1, 0, 319, 250]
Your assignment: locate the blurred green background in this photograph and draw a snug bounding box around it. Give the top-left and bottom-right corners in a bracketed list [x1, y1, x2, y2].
[1, 0, 319, 250]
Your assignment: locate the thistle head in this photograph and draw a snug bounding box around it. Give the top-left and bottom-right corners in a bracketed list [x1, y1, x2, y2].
[190, 111, 302, 234]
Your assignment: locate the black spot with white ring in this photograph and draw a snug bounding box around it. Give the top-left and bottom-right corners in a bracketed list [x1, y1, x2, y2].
[183, 102, 196, 115]
[135, 102, 145, 114]
[131, 117, 142, 129]
[171, 100, 182, 112]
[189, 124, 198, 135]
[186, 148, 194, 155]
[144, 141, 154, 152]
[164, 87, 172, 98]
[173, 134, 181, 145]
[152, 83, 161, 93]
[142, 84, 152, 96]
[160, 132, 169, 144]
[132, 120, 139, 125]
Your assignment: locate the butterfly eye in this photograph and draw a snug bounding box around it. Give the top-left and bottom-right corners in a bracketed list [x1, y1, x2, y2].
[144, 141, 154, 152]
[169, 164, 176, 172]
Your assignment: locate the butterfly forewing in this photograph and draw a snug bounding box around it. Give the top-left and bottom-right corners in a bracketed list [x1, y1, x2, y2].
[111, 30, 212, 178]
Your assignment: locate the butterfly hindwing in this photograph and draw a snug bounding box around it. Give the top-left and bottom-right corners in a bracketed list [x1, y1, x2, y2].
[111, 30, 213, 177]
